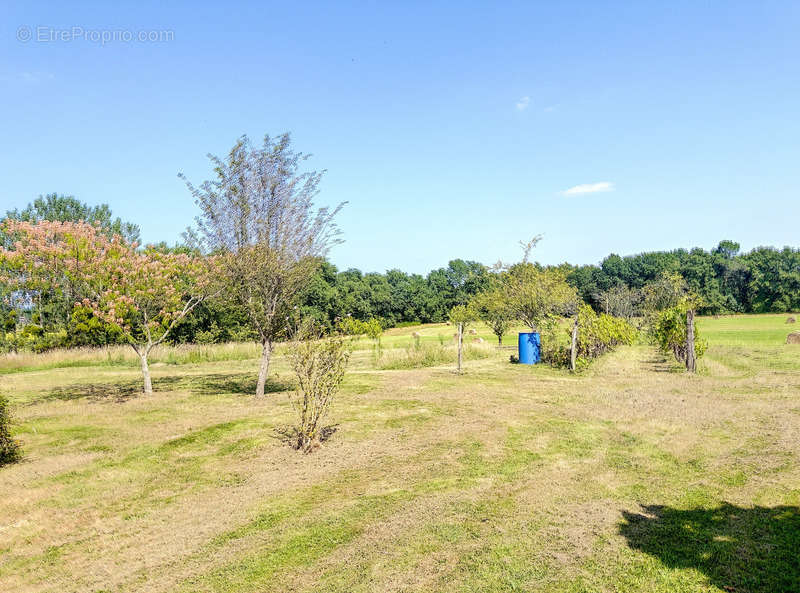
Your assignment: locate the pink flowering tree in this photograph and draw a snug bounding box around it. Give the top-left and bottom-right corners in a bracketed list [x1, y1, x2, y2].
[0, 220, 213, 394]
[0, 219, 125, 330]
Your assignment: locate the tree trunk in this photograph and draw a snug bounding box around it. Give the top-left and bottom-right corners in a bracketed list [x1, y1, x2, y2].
[497, 334, 503, 347]
[570, 316, 579, 372]
[457, 323, 463, 374]
[686, 309, 696, 373]
[139, 350, 153, 394]
[255, 341, 272, 397]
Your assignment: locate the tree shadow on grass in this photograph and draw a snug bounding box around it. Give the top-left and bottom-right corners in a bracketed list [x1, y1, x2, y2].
[189, 373, 289, 396]
[272, 424, 339, 449]
[642, 354, 683, 374]
[41, 379, 149, 403]
[39, 372, 290, 403]
[619, 503, 800, 593]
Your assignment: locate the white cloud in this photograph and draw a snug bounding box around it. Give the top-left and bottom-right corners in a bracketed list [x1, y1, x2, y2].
[515, 96, 530, 111]
[20, 71, 54, 84]
[560, 181, 615, 196]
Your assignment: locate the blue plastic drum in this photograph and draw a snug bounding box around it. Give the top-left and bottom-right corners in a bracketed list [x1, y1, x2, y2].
[518, 332, 540, 364]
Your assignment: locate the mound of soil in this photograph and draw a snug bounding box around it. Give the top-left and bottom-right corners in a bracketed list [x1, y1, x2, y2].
[786, 316, 797, 324]
[787, 331, 800, 344]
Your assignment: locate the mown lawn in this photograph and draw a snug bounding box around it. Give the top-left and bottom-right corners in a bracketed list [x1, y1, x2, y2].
[1, 315, 799, 593]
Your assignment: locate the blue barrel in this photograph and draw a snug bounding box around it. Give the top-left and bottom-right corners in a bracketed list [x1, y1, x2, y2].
[518, 332, 540, 364]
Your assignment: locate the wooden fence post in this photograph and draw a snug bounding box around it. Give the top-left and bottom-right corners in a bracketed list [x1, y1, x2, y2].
[570, 316, 579, 372]
[686, 309, 696, 373]
[457, 322, 463, 374]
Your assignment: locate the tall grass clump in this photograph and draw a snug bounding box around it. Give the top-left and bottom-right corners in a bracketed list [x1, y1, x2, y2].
[154, 342, 262, 365]
[0, 395, 21, 466]
[0, 342, 264, 374]
[377, 340, 491, 370]
[0, 345, 137, 375]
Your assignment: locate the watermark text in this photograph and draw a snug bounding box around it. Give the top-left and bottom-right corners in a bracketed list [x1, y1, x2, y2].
[17, 26, 174, 45]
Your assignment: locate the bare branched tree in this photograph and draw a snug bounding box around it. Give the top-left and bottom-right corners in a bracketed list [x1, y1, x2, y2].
[181, 133, 345, 397]
[491, 235, 543, 272]
[519, 235, 543, 264]
[593, 284, 642, 319]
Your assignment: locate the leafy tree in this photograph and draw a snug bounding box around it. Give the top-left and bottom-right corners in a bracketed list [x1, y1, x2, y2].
[566, 241, 799, 316]
[426, 260, 489, 320]
[713, 240, 741, 260]
[744, 247, 800, 313]
[504, 264, 578, 333]
[167, 298, 254, 344]
[1, 195, 141, 347]
[5, 193, 140, 244]
[594, 284, 642, 319]
[182, 133, 344, 397]
[87, 245, 214, 393]
[0, 218, 109, 335]
[641, 272, 687, 314]
[0, 220, 212, 393]
[471, 282, 514, 346]
[567, 264, 604, 309]
[298, 260, 340, 329]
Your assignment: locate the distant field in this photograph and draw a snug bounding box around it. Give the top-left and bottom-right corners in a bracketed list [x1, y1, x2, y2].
[1, 314, 799, 592]
[698, 313, 799, 346]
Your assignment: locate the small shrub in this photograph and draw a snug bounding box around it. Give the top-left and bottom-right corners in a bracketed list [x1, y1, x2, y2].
[287, 326, 351, 453]
[336, 316, 382, 339]
[363, 318, 383, 341]
[0, 395, 21, 466]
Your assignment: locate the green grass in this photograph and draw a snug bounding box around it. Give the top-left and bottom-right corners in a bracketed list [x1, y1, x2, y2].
[697, 313, 798, 346]
[0, 314, 799, 592]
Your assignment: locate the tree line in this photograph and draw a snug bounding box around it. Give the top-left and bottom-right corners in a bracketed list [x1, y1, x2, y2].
[177, 240, 800, 341]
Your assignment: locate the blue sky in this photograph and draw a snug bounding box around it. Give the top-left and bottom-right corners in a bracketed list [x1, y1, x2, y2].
[2, 1, 799, 273]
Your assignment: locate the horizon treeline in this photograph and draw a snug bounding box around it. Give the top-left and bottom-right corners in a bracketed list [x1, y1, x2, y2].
[2, 195, 799, 350]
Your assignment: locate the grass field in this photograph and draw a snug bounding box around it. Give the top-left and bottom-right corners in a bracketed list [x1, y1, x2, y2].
[2, 314, 799, 592]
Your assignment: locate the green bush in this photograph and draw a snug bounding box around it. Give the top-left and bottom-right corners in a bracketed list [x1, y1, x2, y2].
[32, 330, 68, 353]
[541, 305, 637, 369]
[651, 306, 707, 364]
[0, 395, 21, 466]
[539, 326, 571, 367]
[336, 316, 383, 339]
[575, 305, 637, 359]
[67, 305, 124, 348]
